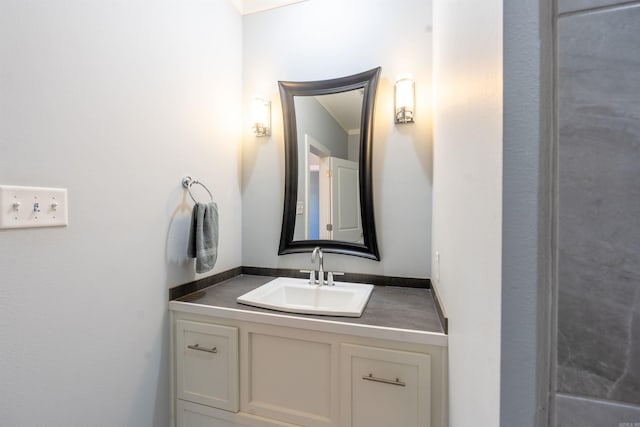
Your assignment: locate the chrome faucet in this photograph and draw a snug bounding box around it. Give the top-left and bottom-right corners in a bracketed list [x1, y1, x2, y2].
[311, 246, 324, 285]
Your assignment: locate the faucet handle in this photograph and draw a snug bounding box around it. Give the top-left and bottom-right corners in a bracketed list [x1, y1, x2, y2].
[327, 271, 344, 286]
[300, 269, 316, 285]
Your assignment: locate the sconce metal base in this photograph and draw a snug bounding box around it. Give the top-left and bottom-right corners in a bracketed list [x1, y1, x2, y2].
[253, 125, 271, 137]
[395, 108, 414, 124]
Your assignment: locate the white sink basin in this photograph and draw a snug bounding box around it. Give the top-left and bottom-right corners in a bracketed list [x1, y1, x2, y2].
[236, 277, 374, 317]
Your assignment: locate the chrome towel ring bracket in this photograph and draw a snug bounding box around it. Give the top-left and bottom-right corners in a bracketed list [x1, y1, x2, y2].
[182, 176, 214, 204]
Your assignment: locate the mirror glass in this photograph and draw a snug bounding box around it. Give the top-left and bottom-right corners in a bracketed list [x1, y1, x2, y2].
[293, 91, 363, 243]
[278, 67, 381, 260]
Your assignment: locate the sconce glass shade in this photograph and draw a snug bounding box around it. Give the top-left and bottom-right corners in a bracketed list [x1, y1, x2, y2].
[251, 97, 271, 136]
[394, 75, 415, 124]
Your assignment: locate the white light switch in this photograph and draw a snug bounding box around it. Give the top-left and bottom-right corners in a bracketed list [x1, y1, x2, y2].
[0, 185, 68, 229]
[296, 201, 304, 215]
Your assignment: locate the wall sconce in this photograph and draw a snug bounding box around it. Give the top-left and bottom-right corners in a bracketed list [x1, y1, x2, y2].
[394, 74, 415, 124]
[251, 97, 271, 136]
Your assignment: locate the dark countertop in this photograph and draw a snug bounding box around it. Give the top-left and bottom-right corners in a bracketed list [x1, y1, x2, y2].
[174, 274, 444, 335]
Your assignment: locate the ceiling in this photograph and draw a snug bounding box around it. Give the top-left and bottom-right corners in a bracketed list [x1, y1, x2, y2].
[315, 90, 364, 134]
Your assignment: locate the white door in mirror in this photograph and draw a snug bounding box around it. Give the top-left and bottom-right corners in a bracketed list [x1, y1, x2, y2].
[329, 157, 362, 243]
[0, 185, 68, 229]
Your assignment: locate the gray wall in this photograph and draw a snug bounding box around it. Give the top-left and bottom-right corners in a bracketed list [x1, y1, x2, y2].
[348, 133, 360, 163]
[556, 1, 640, 425]
[295, 96, 349, 161]
[501, 0, 555, 424]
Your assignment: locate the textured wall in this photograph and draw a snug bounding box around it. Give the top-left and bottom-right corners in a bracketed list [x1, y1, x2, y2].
[431, 0, 503, 425]
[501, 0, 555, 424]
[557, 1, 640, 424]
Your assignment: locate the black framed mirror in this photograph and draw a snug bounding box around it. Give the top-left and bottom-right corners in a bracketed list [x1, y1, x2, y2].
[278, 67, 381, 260]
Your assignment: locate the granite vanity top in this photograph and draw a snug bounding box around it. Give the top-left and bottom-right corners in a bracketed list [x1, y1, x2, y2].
[170, 275, 446, 346]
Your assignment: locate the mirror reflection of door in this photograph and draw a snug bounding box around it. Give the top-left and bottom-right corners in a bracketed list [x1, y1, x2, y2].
[300, 134, 331, 240]
[321, 157, 363, 243]
[303, 135, 362, 243]
[303, 134, 330, 240]
[308, 154, 320, 240]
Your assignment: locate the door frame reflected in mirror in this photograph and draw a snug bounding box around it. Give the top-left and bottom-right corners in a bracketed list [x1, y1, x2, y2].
[278, 67, 381, 260]
[302, 134, 330, 241]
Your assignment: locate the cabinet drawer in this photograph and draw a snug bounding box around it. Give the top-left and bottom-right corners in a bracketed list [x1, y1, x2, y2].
[340, 344, 431, 427]
[176, 400, 238, 427]
[176, 320, 239, 412]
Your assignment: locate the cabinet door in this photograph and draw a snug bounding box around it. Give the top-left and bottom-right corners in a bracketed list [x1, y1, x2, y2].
[340, 344, 431, 427]
[242, 329, 338, 427]
[176, 320, 239, 412]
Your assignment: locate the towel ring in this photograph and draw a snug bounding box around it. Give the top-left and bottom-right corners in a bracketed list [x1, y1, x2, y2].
[182, 176, 213, 203]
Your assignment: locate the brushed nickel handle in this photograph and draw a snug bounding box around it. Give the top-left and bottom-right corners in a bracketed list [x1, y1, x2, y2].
[300, 269, 316, 285]
[362, 373, 406, 387]
[327, 271, 344, 286]
[187, 344, 217, 354]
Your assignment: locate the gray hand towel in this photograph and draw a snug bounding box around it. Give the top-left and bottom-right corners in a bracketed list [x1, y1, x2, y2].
[187, 202, 219, 273]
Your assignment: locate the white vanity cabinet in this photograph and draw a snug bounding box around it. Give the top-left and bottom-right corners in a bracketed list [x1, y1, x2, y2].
[171, 310, 447, 427]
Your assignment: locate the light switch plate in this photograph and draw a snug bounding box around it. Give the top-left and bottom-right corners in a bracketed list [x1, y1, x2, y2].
[0, 185, 68, 229]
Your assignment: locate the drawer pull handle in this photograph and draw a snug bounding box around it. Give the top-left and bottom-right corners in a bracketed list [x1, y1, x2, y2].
[187, 344, 217, 354]
[362, 373, 406, 387]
